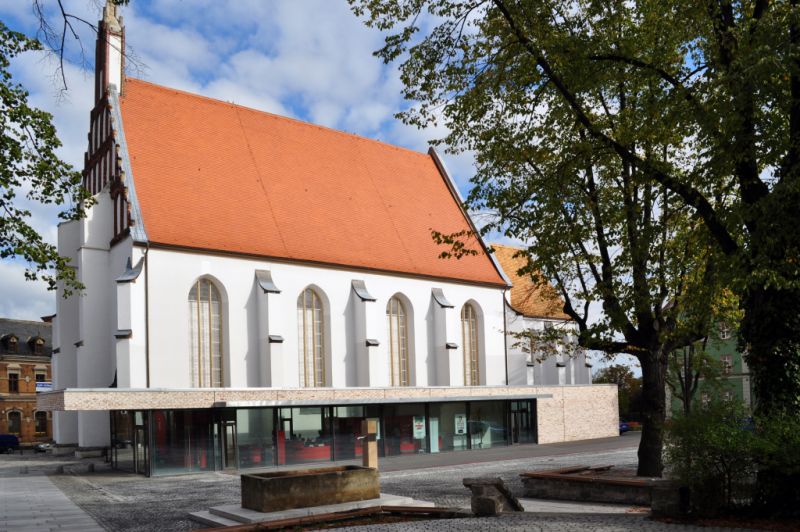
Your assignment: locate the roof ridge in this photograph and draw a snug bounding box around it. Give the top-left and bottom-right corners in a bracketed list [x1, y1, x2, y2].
[123, 77, 431, 159]
[0, 318, 51, 325]
[490, 243, 524, 251]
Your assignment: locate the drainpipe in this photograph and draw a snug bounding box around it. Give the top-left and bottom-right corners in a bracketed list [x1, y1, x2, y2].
[144, 243, 151, 388]
[503, 288, 509, 385]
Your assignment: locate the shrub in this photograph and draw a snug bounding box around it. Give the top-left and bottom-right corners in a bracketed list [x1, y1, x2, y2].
[750, 412, 800, 517]
[664, 399, 757, 516]
[665, 400, 800, 518]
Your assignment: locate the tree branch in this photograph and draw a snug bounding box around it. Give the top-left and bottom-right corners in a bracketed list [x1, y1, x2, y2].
[492, 0, 739, 255]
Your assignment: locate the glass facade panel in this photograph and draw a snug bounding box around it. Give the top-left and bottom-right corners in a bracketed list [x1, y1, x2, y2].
[111, 400, 537, 475]
[333, 406, 364, 461]
[152, 410, 215, 475]
[510, 400, 537, 444]
[277, 407, 331, 465]
[428, 402, 468, 452]
[236, 408, 275, 469]
[469, 401, 508, 449]
[382, 403, 427, 456]
[111, 411, 135, 472]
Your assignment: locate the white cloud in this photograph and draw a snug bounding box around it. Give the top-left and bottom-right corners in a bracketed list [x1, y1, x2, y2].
[0, 261, 56, 321]
[0, 0, 482, 321]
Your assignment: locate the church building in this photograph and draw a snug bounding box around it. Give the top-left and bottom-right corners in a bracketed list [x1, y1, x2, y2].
[38, 3, 617, 475]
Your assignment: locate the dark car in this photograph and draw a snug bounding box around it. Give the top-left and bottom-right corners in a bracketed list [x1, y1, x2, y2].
[619, 421, 631, 435]
[0, 434, 20, 453]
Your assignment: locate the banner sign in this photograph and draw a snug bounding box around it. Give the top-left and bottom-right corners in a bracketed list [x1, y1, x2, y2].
[454, 414, 467, 435]
[413, 416, 426, 439]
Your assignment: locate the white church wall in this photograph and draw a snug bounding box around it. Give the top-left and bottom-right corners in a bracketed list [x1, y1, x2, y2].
[504, 305, 591, 386]
[143, 247, 506, 390]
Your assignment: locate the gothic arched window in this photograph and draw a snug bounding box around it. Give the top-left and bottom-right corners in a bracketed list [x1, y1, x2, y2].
[386, 296, 410, 386]
[298, 287, 326, 387]
[189, 278, 223, 387]
[461, 303, 480, 385]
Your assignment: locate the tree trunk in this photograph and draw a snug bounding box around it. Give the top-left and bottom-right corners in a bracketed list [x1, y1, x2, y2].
[740, 185, 800, 416]
[637, 353, 667, 477]
[741, 284, 800, 415]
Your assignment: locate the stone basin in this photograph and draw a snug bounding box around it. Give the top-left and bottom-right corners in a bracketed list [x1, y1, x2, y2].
[241, 465, 380, 513]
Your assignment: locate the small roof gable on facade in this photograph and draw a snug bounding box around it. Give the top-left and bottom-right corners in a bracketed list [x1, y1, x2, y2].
[117, 79, 506, 287]
[491, 244, 571, 320]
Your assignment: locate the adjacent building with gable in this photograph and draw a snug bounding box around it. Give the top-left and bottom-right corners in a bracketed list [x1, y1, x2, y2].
[38, 3, 617, 474]
[1, 318, 52, 446]
[493, 245, 592, 387]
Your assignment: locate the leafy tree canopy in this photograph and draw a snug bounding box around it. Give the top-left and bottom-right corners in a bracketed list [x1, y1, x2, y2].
[351, 0, 800, 475]
[0, 21, 90, 295]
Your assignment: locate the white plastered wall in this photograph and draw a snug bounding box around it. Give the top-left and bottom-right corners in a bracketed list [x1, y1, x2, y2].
[54, 191, 135, 447]
[143, 248, 507, 389]
[505, 305, 592, 386]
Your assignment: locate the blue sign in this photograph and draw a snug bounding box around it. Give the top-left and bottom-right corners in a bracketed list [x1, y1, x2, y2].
[35, 382, 52, 393]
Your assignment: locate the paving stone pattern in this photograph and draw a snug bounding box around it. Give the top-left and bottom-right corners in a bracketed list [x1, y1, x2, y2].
[352, 513, 755, 531]
[0, 474, 104, 532]
[0, 436, 757, 531]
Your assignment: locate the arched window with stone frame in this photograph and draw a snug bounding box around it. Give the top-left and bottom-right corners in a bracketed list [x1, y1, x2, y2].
[461, 303, 480, 386]
[386, 295, 411, 386]
[7, 411, 21, 435]
[297, 287, 327, 387]
[189, 278, 224, 387]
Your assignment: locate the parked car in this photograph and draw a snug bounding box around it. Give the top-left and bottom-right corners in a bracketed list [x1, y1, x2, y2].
[0, 434, 20, 453]
[619, 421, 631, 435]
[34, 442, 52, 453]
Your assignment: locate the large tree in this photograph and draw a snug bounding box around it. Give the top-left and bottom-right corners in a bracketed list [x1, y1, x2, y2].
[1, 21, 89, 294]
[351, 0, 800, 475]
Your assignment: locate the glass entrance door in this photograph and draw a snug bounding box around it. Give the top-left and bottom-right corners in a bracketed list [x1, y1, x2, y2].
[134, 425, 148, 475]
[221, 420, 237, 469]
[510, 401, 535, 444]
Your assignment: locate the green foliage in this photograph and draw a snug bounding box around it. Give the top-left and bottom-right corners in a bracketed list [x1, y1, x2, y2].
[666, 341, 724, 416]
[351, 0, 800, 475]
[665, 399, 758, 516]
[594, 364, 642, 419]
[666, 400, 800, 517]
[0, 21, 90, 295]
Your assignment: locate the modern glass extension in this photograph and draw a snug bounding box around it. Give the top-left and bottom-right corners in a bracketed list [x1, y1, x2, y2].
[109, 399, 538, 476]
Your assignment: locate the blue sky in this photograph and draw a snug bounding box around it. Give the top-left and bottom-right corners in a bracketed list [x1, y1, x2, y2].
[0, 0, 628, 374]
[0, 0, 484, 321]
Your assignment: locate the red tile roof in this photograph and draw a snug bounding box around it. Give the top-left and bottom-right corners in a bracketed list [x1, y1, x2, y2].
[491, 244, 571, 320]
[119, 79, 506, 286]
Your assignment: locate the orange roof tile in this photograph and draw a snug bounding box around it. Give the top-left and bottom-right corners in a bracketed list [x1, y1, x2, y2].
[119, 79, 506, 286]
[491, 244, 571, 320]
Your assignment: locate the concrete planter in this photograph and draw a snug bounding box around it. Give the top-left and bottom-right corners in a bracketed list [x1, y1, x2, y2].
[521, 466, 660, 506]
[241, 466, 380, 513]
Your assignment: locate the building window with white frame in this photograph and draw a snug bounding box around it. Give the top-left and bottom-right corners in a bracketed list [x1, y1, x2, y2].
[189, 278, 223, 387]
[721, 354, 733, 375]
[461, 303, 480, 386]
[717, 322, 732, 340]
[298, 287, 326, 387]
[386, 296, 410, 386]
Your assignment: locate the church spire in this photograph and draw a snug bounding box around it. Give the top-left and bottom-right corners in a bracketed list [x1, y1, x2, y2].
[94, 0, 125, 102]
